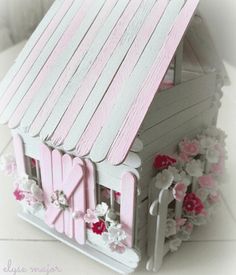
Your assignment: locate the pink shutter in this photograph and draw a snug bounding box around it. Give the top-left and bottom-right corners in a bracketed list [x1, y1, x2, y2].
[52, 149, 64, 233]
[62, 154, 73, 238]
[40, 144, 53, 210]
[84, 159, 96, 210]
[120, 172, 137, 248]
[73, 157, 86, 244]
[13, 134, 26, 176]
[45, 163, 84, 226]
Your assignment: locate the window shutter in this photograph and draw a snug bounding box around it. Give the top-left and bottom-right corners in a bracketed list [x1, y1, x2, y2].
[120, 172, 137, 248]
[13, 133, 26, 176]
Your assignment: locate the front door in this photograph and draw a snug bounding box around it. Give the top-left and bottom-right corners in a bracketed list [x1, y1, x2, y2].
[40, 144, 96, 245]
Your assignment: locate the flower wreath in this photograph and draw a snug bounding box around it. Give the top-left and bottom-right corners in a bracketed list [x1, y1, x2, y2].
[152, 127, 227, 252]
[0, 153, 45, 214]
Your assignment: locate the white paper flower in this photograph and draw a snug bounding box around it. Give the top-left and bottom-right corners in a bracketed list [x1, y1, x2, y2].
[95, 202, 109, 217]
[22, 201, 43, 215]
[31, 182, 44, 202]
[199, 136, 217, 153]
[18, 175, 35, 192]
[185, 159, 203, 177]
[165, 219, 177, 237]
[154, 169, 174, 189]
[102, 224, 127, 245]
[167, 166, 181, 182]
[203, 127, 226, 143]
[169, 238, 182, 252]
[179, 171, 191, 186]
[102, 224, 127, 253]
[177, 223, 193, 241]
[0, 154, 16, 175]
[206, 147, 220, 163]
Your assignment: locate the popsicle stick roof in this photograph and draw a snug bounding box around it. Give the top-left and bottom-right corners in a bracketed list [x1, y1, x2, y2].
[0, 0, 199, 165]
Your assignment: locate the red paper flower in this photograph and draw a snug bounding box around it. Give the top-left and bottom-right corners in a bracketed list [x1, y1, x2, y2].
[92, 220, 106, 235]
[183, 193, 204, 215]
[153, 155, 176, 170]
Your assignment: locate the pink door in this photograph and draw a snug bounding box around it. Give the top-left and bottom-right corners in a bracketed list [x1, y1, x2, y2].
[39, 144, 96, 245]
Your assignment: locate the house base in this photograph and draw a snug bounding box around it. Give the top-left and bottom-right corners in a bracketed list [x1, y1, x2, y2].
[18, 212, 136, 274]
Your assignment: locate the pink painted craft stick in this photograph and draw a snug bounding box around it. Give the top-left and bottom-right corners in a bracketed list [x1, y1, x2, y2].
[120, 172, 137, 248]
[62, 154, 73, 238]
[84, 159, 96, 210]
[8, 0, 93, 129]
[76, 0, 169, 156]
[51, 0, 143, 143]
[39, 144, 53, 209]
[12, 134, 26, 177]
[0, 0, 74, 115]
[73, 157, 86, 244]
[29, 0, 118, 136]
[45, 163, 84, 226]
[52, 149, 64, 234]
[108, 0, 199, 165]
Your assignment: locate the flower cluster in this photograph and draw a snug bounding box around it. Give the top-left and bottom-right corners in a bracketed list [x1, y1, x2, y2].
[73, 202, 127, 254]
[13, 175, 44, 214]
[152, 127, 226, 253]
[51, 190, 69, 210]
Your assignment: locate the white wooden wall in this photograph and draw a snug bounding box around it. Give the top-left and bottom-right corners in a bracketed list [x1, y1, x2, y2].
[0, 0, 54, 51]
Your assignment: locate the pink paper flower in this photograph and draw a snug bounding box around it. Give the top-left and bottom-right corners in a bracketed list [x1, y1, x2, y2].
[176, 218, 187, 231]
[183, 193, 205, 215]
[173, 182, 187, 202]
[84, 209, 99, 224]
[208, 191, 221, 204]
[109, 242, 126, 254]
[210, 158, 225, 175]
[178, 152, 190, 163]
[153, 155, 176, 170]
[198, 175, 216, 189]
[183, 222, 193, 234]
[179, 138, 200, 157]
[13, 189, 25, 201]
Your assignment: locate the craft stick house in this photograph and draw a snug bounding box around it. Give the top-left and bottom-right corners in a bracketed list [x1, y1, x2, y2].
[0, 0, 228, 273]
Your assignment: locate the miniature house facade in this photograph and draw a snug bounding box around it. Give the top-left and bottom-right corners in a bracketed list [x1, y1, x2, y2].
[0, 0, 228, 273]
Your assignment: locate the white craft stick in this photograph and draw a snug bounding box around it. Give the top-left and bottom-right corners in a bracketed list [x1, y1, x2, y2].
[90, 0, 185, 162]
[39, 0, 130, 140]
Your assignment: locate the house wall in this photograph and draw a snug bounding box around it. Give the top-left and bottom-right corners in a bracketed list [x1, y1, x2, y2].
[134, 71, 222, 255]
[11, 128, 144, 256]
[12, 129, 140, 193]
